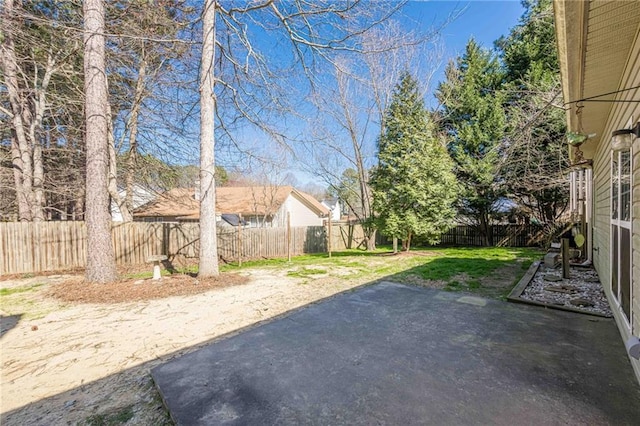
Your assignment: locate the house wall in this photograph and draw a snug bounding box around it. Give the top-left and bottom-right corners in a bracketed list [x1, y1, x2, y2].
[274, 194, 324, 227]
[111, 187, 155, 222]
[591, 30, 640, 380]
[321, 200, 341, 222]
[244, 215, 273, 228]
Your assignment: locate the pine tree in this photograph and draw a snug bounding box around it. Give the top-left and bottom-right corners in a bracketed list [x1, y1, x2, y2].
[436, 39, 507, 246]
[84, 0, 118, 283]
[371, 73, 457, 250]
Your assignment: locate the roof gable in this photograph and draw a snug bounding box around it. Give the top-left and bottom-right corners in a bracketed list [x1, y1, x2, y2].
[134, 186, 328, 219]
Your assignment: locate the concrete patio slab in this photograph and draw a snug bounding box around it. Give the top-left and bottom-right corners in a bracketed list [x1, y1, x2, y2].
[152, 282, 640, 425]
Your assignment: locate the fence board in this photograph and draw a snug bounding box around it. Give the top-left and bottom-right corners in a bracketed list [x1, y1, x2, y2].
[437, 224, 542, 247]
[0, 222, 360, 275]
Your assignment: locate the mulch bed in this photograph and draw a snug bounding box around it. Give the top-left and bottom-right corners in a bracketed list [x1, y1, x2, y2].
[46, 273, 249, 304]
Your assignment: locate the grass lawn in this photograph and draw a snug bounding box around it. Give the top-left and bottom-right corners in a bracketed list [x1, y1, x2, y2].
[219, 246, 542, 300]
[1, 246, 540, 309]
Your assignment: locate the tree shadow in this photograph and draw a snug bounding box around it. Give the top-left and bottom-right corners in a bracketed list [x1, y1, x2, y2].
[161, 258, 177, 274]
[0, 314, 22, 339]
[2, 250, 626, 425]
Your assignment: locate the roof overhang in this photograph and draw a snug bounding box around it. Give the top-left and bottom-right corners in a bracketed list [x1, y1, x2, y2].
[554, 0, 640, 161]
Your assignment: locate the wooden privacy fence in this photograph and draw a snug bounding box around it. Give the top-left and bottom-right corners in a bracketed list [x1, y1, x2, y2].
[439, 224, 542, 247]
[374, 224, 543, 247]
[0, 221, 365, 275]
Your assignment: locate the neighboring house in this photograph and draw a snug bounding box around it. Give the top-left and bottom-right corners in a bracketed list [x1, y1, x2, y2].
[133, 186, 329, 227]
[321, 198, 341, 222]
[111, 185, 156, 222]
[554, 0, 640, 381]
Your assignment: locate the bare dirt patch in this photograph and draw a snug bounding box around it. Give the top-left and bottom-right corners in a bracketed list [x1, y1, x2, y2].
[395, 274, 448, 289]
[1, 267, 372, 425]
[480, 261, 523, 288]
[378, 250, 439, 258]
[46, 273, 249, 304]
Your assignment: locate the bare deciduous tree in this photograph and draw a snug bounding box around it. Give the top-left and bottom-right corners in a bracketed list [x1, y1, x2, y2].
[191, 1, 408, 270]
[301, 20, 445, 250]
[2, 0, 54, 221]
[1, 1, 85, 221]
[106, 1, 193, 220]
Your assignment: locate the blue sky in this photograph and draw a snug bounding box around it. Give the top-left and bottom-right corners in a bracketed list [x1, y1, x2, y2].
[289, 1, 527, 186]
[414, 1, 525, 52]
[403, 1, 525, 102]
[162, 1, 528, 186]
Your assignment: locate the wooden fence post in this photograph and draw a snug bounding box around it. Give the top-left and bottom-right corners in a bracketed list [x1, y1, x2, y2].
[287, 212, 291, 262]
[237, 214, 243, 267]
[327, 214, 332, 258]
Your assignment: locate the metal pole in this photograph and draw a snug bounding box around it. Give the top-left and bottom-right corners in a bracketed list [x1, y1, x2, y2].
[561, 238, 570, 279]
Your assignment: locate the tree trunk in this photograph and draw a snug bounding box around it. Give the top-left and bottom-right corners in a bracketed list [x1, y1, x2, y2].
[479, 211, 491, 247]
[125, 53, 146, 215]
[106, 100, 132, 222]
[336, 69, 376, 251]
[1, 0, 33, 221]
[405, 232, 412, 252]
[29, 55, 55, 222]
[2, 0, 56, 222]
[10, 134, 32, 221]
[366, 227, 377, 251]
[32, 140, 44, 221]
[83, 0, 117, 283]
[198, 0, 219, 278]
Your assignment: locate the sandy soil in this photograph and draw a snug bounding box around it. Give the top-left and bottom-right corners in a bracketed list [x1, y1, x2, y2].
[1, 269, 373, 425]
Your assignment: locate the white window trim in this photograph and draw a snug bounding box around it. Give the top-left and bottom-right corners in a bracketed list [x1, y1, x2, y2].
[610, 147, 633, 330]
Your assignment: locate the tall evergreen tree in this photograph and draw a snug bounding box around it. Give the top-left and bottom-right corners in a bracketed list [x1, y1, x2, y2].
[498, 0, 568, 225]
[436, 39, 507, 246]
[371, 73, 457, 250]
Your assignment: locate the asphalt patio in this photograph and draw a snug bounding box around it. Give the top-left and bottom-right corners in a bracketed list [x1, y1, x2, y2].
[152, 281, 640, 425]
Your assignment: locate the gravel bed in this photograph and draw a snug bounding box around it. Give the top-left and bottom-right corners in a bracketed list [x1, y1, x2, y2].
[520, 264, 613, 317]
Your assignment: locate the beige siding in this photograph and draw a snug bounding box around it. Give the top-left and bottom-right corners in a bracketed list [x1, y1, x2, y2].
[591, 28, 640, 378]
[592, 146, 610, 278]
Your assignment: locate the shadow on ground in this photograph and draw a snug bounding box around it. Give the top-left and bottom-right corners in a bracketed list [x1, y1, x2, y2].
[151, 282, 640, 425]
[382, 255, 532, 299]
[3, 272, 639, 425]
[0, 314, 22, 339]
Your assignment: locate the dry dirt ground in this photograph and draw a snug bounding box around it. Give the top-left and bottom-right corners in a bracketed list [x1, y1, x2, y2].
[0, 265, 392, 425]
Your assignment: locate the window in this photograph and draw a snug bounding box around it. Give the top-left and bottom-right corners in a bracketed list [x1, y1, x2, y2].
[611, 148, 632, 326]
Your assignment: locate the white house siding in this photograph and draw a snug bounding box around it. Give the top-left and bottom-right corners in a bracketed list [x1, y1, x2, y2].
[274, 194, 324, 227]
[321, 199, 341, 222]
[591, 30, 640, 379]
[111, 186, 155, 222]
